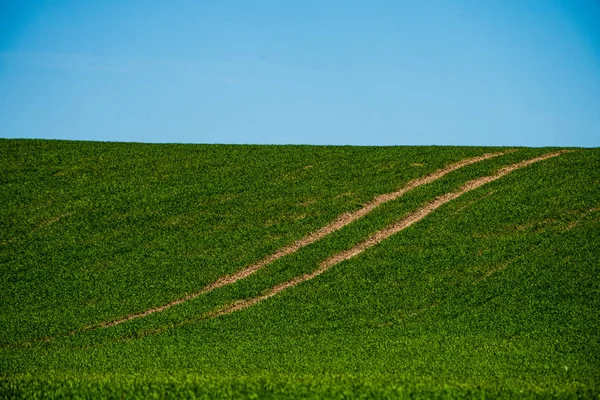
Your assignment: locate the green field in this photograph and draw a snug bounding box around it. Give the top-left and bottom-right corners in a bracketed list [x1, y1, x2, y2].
[1, 139, 599, 398]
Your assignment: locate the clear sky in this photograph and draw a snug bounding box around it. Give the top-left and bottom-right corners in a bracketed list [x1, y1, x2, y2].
[1, 0, 599, 146]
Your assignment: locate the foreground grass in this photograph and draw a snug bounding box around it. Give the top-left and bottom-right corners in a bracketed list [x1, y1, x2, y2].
[1, 140, 598, 398]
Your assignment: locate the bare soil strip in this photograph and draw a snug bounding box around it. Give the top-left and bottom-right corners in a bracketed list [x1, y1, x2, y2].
[1, 212, 73, 245]
[86, 150, 512, 330]
[207, 151, 567, 319]
[32, 212, 73, 233]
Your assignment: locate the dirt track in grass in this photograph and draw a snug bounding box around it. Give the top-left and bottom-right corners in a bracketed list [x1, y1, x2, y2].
[207, 150, 568, 319]
[86, 150, 513, 330]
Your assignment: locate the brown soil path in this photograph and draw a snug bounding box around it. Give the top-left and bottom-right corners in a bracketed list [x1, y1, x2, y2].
[86, 150, 512, 330]
[207, 150, 568, 319]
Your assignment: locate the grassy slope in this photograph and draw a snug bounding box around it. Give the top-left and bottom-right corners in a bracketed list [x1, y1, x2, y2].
[1, 140, 598, 398]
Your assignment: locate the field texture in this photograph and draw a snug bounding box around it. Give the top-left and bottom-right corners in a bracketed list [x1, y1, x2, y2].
[1, 140, 598, 398]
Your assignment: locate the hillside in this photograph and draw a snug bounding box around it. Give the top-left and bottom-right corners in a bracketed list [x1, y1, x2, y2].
[1, 139, 598, 398]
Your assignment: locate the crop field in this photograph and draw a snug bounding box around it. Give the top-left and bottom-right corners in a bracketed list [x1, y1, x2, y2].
[1, 139, 599, 398]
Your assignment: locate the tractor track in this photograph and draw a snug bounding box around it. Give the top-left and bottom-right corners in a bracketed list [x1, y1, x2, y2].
[205, 150, 568, 319]
[82, 150, 513, 330]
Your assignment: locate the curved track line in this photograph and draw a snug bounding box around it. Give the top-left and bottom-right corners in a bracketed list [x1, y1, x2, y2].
[85, 150, 512, 330]
[208, 150, 568, 319]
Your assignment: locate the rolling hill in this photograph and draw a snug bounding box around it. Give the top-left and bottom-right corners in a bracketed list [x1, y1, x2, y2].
[1, 139, 598, 398]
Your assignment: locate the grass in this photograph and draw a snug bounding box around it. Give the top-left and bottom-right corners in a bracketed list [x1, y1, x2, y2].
[1, 139, 598, 398]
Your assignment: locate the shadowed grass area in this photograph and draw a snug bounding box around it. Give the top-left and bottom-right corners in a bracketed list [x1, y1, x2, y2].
[1, 140, 598, 398]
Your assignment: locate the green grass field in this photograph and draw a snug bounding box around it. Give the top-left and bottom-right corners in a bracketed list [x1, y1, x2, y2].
[1, 139, 598, 398]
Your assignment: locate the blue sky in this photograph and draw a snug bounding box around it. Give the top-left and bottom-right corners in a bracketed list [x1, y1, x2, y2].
[1, 0, 599, 146]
